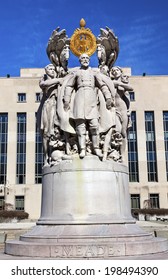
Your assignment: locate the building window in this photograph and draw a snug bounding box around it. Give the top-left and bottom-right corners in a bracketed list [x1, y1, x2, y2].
[16, 113, 26, 184]
[35, 113, 43, 183]
[15, 196, 24, 211]
[0, 113, 8, 184]
[18, 93, 26, 102]
[0, 196, 5, 210]
[163, 111, 168, 180]
[35, 93, 41, 102]
[149, 193, 160, 209]
[145, 112, 158, 182]
[131, 194, 140, 209]
[129, 91, 135, 101]
[127, 112, 139, 182]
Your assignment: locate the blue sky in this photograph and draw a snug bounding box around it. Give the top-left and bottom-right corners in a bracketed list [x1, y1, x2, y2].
[0, 0, 168, 77]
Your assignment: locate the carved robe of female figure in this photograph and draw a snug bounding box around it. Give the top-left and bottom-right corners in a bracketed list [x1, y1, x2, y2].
[37, 64, 62, 165]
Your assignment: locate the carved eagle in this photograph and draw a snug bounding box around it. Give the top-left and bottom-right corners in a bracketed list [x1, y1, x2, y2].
[46, 27, 70, 74]
[96, 27, 119, 69]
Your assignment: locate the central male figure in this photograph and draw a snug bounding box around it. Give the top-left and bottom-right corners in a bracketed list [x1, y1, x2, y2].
[63, 53, 112, 158]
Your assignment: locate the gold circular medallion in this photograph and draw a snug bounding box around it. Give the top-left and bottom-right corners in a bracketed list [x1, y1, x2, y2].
[70, 19, 97, 57]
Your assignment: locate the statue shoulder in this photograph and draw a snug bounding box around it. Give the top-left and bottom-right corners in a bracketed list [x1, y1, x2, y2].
[39, 75, 47, 88]
[68, 67, 80, 75]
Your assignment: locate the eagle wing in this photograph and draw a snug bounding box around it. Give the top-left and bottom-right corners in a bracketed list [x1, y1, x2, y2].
[96, 27, 119, 69]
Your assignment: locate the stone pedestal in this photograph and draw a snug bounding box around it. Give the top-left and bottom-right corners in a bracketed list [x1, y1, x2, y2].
[5, 156, 168, 258]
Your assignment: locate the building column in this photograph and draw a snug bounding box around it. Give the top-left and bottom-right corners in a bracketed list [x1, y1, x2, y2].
[136, 110, 148, 184]
[154, 110, 167, 182]
[26, 112, 36, 185]
[6, 112, 17, 185]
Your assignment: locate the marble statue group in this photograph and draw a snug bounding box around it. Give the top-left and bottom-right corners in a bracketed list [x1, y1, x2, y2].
[37, 19, 133, 165]
[6, 19, 168, 260]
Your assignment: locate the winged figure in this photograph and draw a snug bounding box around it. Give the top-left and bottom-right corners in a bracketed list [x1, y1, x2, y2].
[96, 27, 119, 70]
[46, 27, 70, 76]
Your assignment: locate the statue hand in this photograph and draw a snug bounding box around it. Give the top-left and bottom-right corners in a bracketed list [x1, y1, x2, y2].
[118, 85, 125, 92]
[106, 98, 112, 110]
[64, 102, 70, 111]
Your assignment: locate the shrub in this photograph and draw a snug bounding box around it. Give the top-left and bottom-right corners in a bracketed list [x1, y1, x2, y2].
[0, 210, 29, 221]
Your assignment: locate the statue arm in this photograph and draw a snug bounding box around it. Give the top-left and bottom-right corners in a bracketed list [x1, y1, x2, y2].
[39, 77, 63, 89]
[95, 74, 111, 99]
[113, 80, 133, 91]
[63, 75, 76, 103]
[113, 79, 132, 110]
[95, 74, 113, 109]
[63, 74, 76, 111]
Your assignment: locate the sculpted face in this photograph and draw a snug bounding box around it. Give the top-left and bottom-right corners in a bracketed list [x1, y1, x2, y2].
[111, 67, 122, 78]
[79, 53, 90, 68]
[45, 64, 56, 78]
[100, 65, 109, 76]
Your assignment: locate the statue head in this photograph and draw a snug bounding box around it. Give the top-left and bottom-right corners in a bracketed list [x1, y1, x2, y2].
[79, 53, 90, 69]
[44, 64, 56, 78]
[111, 66, 123, 79]
[99, 65, 109, 76]
[60, 44, 70, 72]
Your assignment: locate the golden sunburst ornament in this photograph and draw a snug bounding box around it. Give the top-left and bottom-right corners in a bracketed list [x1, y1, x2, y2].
[70, 18, 97, 57]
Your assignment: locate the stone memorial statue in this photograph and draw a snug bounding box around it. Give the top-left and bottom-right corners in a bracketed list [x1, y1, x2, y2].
[37, 18, 132, 165]
[5, 19, 168, 258]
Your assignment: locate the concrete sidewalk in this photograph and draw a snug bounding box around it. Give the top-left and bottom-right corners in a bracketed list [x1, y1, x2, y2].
[137, 220, 168, 228]
[0, 220, 167, 229]
[0, 221, 36, 230]
[0, 220, 160, 230]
